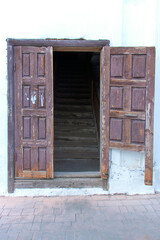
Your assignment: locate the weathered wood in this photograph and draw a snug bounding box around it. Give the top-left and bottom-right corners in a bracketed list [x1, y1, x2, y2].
[15, 178, 103, 188]
[14, 47, 23, 177]
[110, 110, 145, 120]
[109, 142, 145, 151]
[109, 47, 155, 186]
[110, 47, 147, 55]
[8, 43, 15, 193]
[100, 46, 110, 179]
[14, 46, 54, 179]
[110, 79, 146, 87]
[92, 83, 100, 138]
[145, 47, 155, 185]
[55, 171, 100, 178]
[20, 171, 46, 179]
[7, 39, 110, 49]
[54, 47, 102, 52]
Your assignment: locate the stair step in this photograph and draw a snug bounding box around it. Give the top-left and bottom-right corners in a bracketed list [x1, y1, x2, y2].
[54, 118, 95, 126]
[57, 83, 89, 88]
[54, 136, 97, 141]
[54, 131, 96, 138]
[54, 141, 98, 147]
[58, 74, 87, 78]
[54, 159, 100, 172]
[56, 88, 90, 93]
[54, 151, 99, 159]
[55, 93, 90, 99]
[55, 105, 92, 111]
[55, 146, 98, 151]
[55, 128, 96, 135]
[55, 125, 95, 130]
[55, 98, 91, 105]
[55, 111, 94, 118]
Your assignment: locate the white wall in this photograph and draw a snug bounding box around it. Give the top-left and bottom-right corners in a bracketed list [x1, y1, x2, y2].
[0, 0, 159, 195]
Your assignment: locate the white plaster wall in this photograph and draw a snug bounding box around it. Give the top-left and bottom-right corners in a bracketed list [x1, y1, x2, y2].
[0, 0, 159, 195]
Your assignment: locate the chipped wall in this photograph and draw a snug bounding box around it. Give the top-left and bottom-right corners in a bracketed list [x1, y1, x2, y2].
[0, 0, 159, 195]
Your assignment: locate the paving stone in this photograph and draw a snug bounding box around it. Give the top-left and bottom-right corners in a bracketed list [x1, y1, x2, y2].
[0, 223, 10, 233]
[10, 223, 24, 231]
[66, 231, 75, 240]
[1, 208, 11, 216]
[31, 222, 41, 231]
[0, 194, 160, 239]
[19, 215, 34, 223]
[41, 231, 66, 240]
[34, 208, 53, 215]
[9, 208, 23, 216]
[55, 214, 75, 222]
[7, 231, 20, 240]
[40, 222, 63, 232]
[42, 215, 55, 223]
[32, 231, 42, 240]
[21, 208, 35, 215]
[33, 216, 43, 223]
[0, 233, 8, 240]
[17, 231, 33, 240]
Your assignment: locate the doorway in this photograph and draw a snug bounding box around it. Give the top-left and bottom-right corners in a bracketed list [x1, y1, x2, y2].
[53, 52, 100, 173]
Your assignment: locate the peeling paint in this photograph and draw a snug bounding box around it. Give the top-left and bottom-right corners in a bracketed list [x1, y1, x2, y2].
[31, 93, 37, 104]
[40, 93, 44, 107]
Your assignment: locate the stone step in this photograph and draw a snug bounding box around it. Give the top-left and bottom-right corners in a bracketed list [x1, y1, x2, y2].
[55, 104, 92, 111]
[54, 150, 99, 159]
[55, 111, 94, 118]
[55, 127, 96, 135]
[56, 88, 90, 93]
[54, 140, 98, 147]
[55, 98, 92, 105]
[55, 92, 90, 99]
[55, 146, 98, 152]
[54, 118, 95, 127]
[54, 159, 100, 172]
[54, 136, 97, 142]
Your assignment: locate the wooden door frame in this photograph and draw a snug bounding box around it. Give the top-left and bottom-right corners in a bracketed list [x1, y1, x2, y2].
[7, 38, 110, 192]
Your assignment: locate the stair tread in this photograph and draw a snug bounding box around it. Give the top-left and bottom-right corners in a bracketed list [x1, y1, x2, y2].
[54, 136, 97, 141]
[55, 153, 99, 159]
[54, 141, 98, 147]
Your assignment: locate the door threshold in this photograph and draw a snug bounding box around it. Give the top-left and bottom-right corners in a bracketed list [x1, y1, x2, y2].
[54, 171, 101, 178]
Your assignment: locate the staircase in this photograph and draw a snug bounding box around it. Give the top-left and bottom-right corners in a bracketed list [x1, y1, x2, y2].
[54, 53, 100, 172]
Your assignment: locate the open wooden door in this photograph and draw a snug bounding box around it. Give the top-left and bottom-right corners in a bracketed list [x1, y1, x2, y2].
[14, 46, 54, 179]
[101, 46, 155, 185]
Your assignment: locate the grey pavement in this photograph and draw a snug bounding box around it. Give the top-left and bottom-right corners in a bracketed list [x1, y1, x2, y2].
[0, 194, 160, 239]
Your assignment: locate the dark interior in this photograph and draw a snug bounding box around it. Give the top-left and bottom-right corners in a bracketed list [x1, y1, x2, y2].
[53, 52, 100, 172]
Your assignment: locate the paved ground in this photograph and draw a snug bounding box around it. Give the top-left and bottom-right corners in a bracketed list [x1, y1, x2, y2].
[0, 194, 160, 239]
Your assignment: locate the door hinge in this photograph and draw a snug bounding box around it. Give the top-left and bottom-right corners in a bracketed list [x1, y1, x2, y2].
[14, 62, 16, 72]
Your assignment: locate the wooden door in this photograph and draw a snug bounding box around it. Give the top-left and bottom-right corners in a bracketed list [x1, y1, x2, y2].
[14, 46, 54, 179]
[101, 46, 155, 185]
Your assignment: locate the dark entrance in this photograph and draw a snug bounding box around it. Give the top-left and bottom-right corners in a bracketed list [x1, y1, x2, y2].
[54, 52, 100, 172]
[8, 39, 154, 192]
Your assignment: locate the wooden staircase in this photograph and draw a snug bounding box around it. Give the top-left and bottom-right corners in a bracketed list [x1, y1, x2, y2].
[54, 54, 99, 172]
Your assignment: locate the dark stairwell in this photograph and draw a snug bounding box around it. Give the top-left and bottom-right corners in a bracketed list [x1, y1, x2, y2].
[54, 52, 100, 172]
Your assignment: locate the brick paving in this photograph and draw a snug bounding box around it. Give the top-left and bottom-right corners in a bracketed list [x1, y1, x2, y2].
[0, 194, 160, 239]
